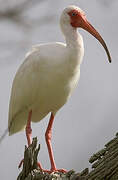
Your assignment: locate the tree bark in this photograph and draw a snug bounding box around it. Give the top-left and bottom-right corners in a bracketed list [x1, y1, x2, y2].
[17, 133, 118, 180]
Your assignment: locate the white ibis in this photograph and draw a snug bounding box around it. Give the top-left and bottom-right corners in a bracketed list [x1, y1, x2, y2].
[3, 5, 112, 173]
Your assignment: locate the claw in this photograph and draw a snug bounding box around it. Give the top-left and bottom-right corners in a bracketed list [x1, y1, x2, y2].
[37, 163, 67, 174]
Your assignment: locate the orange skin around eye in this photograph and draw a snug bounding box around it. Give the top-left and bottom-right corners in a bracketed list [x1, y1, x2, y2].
[68, 10, 85, 28]
[68, 9, 111, 63]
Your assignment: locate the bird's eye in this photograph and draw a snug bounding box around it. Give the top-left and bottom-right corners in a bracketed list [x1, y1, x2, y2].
[71, 12, 77, 16]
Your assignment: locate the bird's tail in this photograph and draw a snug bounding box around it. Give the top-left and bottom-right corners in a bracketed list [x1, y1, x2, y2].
[0, 128, 8, 144]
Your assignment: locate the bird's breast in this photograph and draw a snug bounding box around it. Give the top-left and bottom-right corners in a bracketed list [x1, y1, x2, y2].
[39, 55, 81, 112]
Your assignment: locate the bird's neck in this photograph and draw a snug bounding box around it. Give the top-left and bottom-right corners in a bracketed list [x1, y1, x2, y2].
[61, 23, 83, 49]
[65, 28, 83, 49]
[63, 26, 84, 65]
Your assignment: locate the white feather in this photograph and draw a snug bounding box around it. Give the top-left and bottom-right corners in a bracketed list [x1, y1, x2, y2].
[8, 6, 84, 135]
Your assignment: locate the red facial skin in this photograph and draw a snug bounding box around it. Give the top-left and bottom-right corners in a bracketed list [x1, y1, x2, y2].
[68, 9, 86, 28]
[68, 9, 111, 63]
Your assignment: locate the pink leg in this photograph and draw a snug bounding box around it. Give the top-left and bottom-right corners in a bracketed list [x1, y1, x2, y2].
[19, 110, 43, 169]
[19, 111, 66, 173]
[45, 113, 56, 171]
[26, 110, 32, 146]
[44, 113, 67, 173]
[19, 110, 32, 168]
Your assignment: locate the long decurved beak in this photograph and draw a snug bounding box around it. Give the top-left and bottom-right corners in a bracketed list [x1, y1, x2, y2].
[81, 17, 111, 63]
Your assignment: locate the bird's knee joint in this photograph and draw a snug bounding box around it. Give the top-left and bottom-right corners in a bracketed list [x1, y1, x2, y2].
[45, 130, 52, 141]
[26, 126, 32, 134]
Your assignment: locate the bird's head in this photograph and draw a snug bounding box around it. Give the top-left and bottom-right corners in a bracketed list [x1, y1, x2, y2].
[60, 5, 111, 63]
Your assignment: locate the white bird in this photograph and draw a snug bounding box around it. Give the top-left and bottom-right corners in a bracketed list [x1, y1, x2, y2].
[1, 5, 111, 173]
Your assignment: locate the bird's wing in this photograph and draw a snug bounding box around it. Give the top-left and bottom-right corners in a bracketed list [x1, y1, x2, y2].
[8, 42, 67, 135]
[8, 47, 43, 134]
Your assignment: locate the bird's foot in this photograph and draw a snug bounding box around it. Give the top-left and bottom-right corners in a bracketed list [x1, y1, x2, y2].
[18, 160, 67, 174]
[37, 163, 67, 174]
[41, 168, 67, 174]
[46, 168, 67, 174]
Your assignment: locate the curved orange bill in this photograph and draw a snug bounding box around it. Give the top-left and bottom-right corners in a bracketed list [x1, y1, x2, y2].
[81, 18, 111, 63]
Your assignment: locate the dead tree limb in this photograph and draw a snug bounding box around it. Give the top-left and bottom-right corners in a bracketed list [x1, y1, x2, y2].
[17, 133, 118, 180]
[17, 137, 86, 180]
[86, 132, 118, 179]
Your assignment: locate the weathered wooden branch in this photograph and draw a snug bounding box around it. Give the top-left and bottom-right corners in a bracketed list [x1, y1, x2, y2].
[17, 133, 118, 180]
[86, 132, 118, 180]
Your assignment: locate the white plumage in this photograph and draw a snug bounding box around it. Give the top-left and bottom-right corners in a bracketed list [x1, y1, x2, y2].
[9, 40, 84, 134]
[0, 5, 111, 172]
[8, 5, 111, 137]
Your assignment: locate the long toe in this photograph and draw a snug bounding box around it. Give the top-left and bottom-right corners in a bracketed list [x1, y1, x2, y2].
[49, 168, 67, 174]
[38, 167, 67, 174]
[55, 169, 67, 173]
